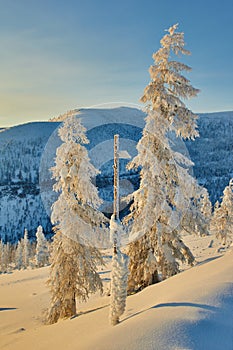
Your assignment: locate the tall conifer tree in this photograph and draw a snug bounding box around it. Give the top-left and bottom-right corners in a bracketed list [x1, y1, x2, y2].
[127, 24, 200, 292]
[47, 117, 106, 324]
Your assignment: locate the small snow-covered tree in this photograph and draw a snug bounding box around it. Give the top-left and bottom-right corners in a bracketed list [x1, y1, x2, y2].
[0, 242, 12, 273]
[109, 216, 129, 325]
[200, 190, 212, 219]
[198, 189, 212, 234]
[211, 179, 233, 245]
[15, 240, 23, 270]
[0, 241, 4, 273]
[126, 24, 199, 292]
[46, 116, 106, 324]
[23, 229, 30, 269]
[110, 249, 129, 325]
[35, 225, 49, 267]
[181, 186, 212, 236]
[0, 241, 7, 273]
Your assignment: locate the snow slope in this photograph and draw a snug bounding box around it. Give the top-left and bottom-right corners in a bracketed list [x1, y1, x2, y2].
[0, 236, 232, 350]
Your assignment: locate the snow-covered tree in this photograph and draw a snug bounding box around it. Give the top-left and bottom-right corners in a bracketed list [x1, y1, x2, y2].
[181, 186, 212, 236]
[47, 230, 103, 323]
[198, 189, 212, 234]
[0, 241, 4, 273]
[126, 24, 199, 292]
[0, 241, 7, 273]
[110, 249, 129, 325]
[15, 240, 23, 270]
[22, 229, 30, 269]
[46, 116, 106, 324]
[211, 179, 233, 245]
[200, 190, 212, 219]
[35, 225, 49, 267]
[0, 242, 12, 273]
[109, 216, 129, 325]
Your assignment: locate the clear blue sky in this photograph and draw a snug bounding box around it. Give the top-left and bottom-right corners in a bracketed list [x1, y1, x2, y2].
[0, 0, 232, 127]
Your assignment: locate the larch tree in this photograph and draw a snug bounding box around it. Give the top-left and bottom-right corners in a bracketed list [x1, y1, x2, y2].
[210, 179, 233, 245]
[46, 116, 107, 324]
[35, 225, 49, 267]
[126, 23, 200, 293]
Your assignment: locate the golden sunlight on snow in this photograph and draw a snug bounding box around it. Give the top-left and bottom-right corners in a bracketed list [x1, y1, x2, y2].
[0, 234, 232, 350]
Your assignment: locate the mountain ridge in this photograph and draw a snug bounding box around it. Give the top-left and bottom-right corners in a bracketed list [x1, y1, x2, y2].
[0, 108, 232, 242]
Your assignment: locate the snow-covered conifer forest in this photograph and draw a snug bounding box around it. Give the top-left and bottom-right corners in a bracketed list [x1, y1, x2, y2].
[0, 110, 232, 243]
[0, 108, 233, 243]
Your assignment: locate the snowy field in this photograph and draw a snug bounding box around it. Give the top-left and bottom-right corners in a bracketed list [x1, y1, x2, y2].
[0, 234, 232, 350]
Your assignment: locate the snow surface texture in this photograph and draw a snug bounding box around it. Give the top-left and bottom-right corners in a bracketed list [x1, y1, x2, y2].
[0, 235, 232, 349]
[0, 108, 232, 242]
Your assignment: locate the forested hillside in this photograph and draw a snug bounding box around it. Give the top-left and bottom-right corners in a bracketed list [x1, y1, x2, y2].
[0, 108, 232, 242]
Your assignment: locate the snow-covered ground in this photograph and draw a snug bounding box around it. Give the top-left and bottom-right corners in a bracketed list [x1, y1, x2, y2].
[0, 234, 232, 350]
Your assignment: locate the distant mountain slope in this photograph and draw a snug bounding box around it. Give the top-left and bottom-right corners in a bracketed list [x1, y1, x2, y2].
[185, 111, 233, 203]
[0, 122, 60, 242]
[0, 108, 232, 242]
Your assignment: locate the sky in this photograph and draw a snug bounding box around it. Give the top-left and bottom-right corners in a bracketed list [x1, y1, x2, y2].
[0, 0, 233, 127]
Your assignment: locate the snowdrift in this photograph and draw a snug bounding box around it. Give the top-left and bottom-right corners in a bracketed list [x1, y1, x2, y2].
[0, 246, 232, 350]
